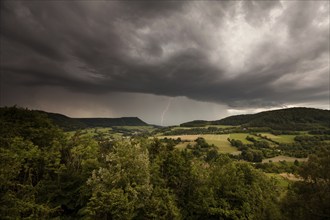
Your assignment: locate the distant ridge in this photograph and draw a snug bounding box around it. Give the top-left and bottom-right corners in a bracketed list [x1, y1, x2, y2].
[43, 112, 87, 131]
[181, 107, 330, 130]
[76, 117, 148, 128]
[38, 111, 149, 131]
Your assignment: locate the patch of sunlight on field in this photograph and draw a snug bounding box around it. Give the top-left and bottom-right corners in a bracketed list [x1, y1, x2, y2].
[172, 127, 195, 130]
[276, 135, 296, 143]
[262, 156, 308, 163]
[114, 126, 155, 131]
[158, 134, 239, 153]
[203, 134, 237, 153]
[157, 135, 199, 141]
[229, 133, 253, 144]
[176, 125, 236, 129]
[66, 127, 116, 138]
[207, 125, 236, 129]
[258, 133, 296, 143]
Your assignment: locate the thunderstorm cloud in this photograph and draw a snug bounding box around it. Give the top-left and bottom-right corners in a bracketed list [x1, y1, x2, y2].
[1, 1, 329, 124]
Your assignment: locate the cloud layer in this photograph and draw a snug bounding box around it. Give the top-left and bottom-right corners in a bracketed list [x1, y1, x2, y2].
[1, 1, 329, 117]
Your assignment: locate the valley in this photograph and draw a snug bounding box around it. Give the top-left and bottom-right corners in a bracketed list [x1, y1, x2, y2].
[1, 106, 329, 219]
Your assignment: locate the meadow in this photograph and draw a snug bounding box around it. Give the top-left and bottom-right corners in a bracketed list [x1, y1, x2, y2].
[258, 133, 297, 143]
[157, 134, 239, 153]
[262, 155, 308, 163]
[228, 133, 253, 144]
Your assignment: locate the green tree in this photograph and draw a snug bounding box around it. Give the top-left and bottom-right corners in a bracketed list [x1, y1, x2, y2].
[0, 107, 64, 219]
[206, 160, 282, 219]
[142, 187, 181, 220]
[283, 148, 330, 219]
[50, 134, 101, 218]
[86, 141, 152, 219]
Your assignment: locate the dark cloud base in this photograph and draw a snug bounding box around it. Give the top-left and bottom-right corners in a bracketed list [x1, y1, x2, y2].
[1, 1, 329, 113]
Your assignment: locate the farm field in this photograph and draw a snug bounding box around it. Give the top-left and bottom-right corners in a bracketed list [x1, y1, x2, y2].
[171, 126, 195, 130]
[262, 155, 308, 163]
[206, 125, 237, 129]
[66, 127, 112, 137]
[228, 133, 253, 144]
[258, 133, 296, 143]
[251, 134, 275, 145]
[66, 127, 125, 139]
[114, 125, 155, 131]
[65, 125, 156, 139]
[158, 134, 238, 153]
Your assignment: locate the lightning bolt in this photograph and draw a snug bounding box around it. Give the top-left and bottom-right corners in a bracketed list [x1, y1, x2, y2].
[161, 98, 173, 126]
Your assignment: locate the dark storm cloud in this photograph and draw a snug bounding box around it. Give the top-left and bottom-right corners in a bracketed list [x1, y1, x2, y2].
[1, 0, 329, 108]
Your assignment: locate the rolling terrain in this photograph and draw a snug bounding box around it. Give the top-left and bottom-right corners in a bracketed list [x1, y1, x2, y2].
[1, 106, 329, 219]
[181, 107, 330, 130]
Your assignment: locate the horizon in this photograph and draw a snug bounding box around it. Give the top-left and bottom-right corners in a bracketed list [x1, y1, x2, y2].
[3, 105, 328, 127]
[1, 1, 329, 126]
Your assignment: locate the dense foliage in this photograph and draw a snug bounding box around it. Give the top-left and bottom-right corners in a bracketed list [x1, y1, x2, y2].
[182, 107, 330, 131]
[282, 147, 330, 219]
[1, 107, 329, 219]
[42, 111, 149, 131]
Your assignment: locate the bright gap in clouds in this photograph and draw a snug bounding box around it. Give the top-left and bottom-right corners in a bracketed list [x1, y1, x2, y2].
[1, 1, 329, 122]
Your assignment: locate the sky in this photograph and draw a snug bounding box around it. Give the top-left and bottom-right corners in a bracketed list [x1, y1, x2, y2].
[1, 0, 329, 126]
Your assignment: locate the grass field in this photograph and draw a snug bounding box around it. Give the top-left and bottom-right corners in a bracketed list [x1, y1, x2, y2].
[251, 134, 274, 143]
[171, 126, 195, 130]
[66, 126, 156, 139]
[228, 133, 253, 144]
[158, 134, 238, 153]
[66, 127, 126, 139]
[203, 134, 237, 153]
[157, 135, 200, 141]
[113, 126, 156, 132]
[258, 133, 296, 143]
[276, 135, 297, 143]
[66, 127, 112, 137]
[176, 125, 236, 129]
[207, 125, 237, 129]
[262, 155, 308, 163]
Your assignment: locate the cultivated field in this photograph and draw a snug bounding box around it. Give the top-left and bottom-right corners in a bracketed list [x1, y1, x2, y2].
[158, 134, 239, 153]
[228, 133, 253, 144]
[258, 133, 296, 143]
[262, 155, 308, 163]
[66, 127, 112, 137]
[114, 125, 155, 131]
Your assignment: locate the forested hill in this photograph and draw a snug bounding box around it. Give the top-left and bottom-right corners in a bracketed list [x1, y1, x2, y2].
[76, 117, 148, 127]
[182, 107, 330, 130]
[42, 112, 87, 131]
[30, 109, 148, 131]
[43, 113, 148, 130]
